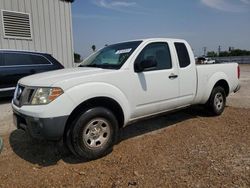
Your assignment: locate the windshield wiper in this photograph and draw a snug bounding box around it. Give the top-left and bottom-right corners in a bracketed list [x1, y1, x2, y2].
[79, 63, 118, 70]
[79, 64, 99, 68]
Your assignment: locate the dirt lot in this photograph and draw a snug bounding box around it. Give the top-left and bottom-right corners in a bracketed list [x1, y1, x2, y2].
[0, 65, 249, 187]
[227, 64, 250, 108]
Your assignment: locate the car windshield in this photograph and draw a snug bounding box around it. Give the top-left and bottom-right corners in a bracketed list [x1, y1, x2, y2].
[79, 41, 142, 69]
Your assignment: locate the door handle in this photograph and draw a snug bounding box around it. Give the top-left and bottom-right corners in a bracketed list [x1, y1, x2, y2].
[169, 73, 178, 79]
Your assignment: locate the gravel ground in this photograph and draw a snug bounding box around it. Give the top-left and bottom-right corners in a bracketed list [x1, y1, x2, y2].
[0, 64, 249, 187]
[0, 107, 249, 187]
[0, 99, 14, 135]
[227, 65, 250, 108]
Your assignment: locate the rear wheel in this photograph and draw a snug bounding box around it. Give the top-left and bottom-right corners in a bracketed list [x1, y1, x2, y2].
[67, 107, 118, 160]
[207, 86, 226, 115]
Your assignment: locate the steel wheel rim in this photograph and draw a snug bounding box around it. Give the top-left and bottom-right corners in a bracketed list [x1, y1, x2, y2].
[214, 92, 224, 111]
[83, 118, 111, 149]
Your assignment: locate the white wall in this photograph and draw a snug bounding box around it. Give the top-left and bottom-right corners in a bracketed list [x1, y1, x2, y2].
[0, 0, 74, 68]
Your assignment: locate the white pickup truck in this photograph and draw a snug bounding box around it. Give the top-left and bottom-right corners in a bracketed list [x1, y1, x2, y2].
[12, 38, 240, 159]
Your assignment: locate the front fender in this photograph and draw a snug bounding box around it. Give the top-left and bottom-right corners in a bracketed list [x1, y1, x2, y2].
[66, 82, 131, 123]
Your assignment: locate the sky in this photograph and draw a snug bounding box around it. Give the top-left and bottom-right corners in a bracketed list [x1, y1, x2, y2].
[72, 0, 250, 58]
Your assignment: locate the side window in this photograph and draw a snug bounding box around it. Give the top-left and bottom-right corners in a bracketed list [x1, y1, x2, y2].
[0, 53, 3, 66]
[4, 53, 33, 66]
[174, 43, 191, 68]
[3, 53, 51, 66]
[135, 42, 172, 71]
[31, 55, 51, 65]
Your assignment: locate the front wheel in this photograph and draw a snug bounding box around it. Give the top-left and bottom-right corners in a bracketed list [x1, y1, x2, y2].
[207, 86, 226, 116]
[69, 107, 118, 160]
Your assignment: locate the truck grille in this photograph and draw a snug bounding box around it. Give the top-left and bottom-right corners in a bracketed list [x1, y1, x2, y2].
[14, 85, 35, 107]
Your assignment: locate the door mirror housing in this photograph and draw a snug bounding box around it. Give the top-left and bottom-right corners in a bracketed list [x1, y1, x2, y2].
[135, 59, 157, 73]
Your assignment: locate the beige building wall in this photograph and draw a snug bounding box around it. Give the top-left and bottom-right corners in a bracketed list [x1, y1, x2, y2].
[0, 0, 74, 68]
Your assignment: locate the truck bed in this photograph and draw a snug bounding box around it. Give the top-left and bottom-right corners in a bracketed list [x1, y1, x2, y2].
[194, 63, 239, 104]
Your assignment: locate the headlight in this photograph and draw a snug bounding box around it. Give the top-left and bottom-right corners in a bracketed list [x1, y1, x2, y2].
[31, 87, 63, 105]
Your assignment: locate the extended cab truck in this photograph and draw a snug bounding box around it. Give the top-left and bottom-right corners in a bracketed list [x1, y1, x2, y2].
[12, 38, 240, 160]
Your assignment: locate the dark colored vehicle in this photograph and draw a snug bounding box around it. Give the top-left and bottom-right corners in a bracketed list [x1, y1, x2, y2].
[0, 50, 64, 97]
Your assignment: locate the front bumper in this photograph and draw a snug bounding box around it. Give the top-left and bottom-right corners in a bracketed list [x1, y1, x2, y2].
[13, 108, 68, 141]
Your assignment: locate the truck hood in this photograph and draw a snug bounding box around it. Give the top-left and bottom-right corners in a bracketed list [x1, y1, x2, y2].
[19, 68, 113, 87]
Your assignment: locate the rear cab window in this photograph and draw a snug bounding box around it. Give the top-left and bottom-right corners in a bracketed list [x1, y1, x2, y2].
[3, 52, 51, 66]
[174, 43, 191, 68]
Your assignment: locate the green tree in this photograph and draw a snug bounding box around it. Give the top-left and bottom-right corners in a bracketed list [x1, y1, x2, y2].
[219, 51, 230, 57]
[207, 51, 217, 57]
[217, 49, 250, 57]
[230, 49, 250, 56]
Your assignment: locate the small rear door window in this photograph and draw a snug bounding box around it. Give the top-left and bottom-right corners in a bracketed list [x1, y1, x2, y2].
[174, 43, 191, 68]
[31, 55, 51, 65]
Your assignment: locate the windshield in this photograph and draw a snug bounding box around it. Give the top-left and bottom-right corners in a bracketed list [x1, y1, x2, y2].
[79, 41, 142, 69]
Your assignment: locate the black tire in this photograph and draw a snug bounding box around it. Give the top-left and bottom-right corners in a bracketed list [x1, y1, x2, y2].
[207, 86, 226, 116]
[69, 107, 118, 160]
[63, 126, 79, 157]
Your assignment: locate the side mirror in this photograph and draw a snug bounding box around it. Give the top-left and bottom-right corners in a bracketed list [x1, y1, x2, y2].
[135, 59, 157, 73]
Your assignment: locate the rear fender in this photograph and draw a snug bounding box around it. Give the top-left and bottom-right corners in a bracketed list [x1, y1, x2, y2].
[200, 72, 230, 104]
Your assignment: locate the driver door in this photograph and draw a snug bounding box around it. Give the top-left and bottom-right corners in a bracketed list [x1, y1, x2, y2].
[131, 42, 179, 118]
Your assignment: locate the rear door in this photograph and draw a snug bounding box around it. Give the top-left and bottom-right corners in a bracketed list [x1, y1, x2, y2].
[2, 52, 53, 88]
[28, 54, 54, 73]
[174, 42, 197, 105]
[0, 52, 6, 90]
[2, 52, 35, 88]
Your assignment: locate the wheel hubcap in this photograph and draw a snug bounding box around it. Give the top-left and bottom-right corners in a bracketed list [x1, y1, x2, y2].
[83, 118, 111, 149]
[214, 92, 224, 111]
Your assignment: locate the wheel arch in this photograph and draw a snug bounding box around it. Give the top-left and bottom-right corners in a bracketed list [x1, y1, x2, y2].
[205, 79, 230, 104]
[198, 71, 230, 104]
[63, 96, 125, 139]
[213, 79, 229, 96]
